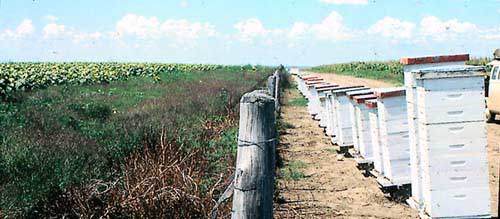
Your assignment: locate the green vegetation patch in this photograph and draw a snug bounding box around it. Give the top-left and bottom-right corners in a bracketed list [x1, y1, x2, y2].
[287, 97, 308, 106]
[280, 161, 308, 181]
[0, 64, 273, 217]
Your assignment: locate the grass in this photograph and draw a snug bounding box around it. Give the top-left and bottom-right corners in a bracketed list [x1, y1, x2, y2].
[280, 161, 308, 181]
[0, 65, 273, 218]
[326, 148, 338, 154]
[287, 97, 308, 106]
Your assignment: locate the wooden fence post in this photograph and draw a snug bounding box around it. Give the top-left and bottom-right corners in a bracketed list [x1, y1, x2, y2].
[274, 71, 281, 113]
[231, 90, 276, 219]
[267, 75, 276, 98]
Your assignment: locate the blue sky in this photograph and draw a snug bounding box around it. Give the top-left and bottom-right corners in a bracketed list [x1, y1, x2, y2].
[0, 0, 499, 66]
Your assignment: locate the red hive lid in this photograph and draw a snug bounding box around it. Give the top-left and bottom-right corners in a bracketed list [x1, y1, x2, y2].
[347, 91, 373, 99]
[400, 54, 469, 65]
[316, 84, 338, 89]
[304, 77, 322, 81]
[365, 101, 377, 108]
[306, 80, 325, 85]
[374, 89, 405, 98]
[353, 94, 377, 104]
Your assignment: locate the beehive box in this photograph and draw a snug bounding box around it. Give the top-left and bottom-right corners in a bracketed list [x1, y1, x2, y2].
[366, 99, 384, 174]
[305, 81, 328, 117]
[411, 64, 490, 218]
[330, 86, 368, 146]
[297, 75, 321, 95]
[352, 94, 377, 162]
[304, 79, 325, 100]
[374, 87, 411, 186]
[346, 89, 374, 153]
[315, 84, 340, 124]
[325, 91, 336, 137]
[326, 86, 367, 141]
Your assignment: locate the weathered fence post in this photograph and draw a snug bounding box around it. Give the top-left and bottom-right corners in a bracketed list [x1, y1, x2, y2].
[267, 75, 276, 98]
[231, 90, 276, 219]
[273, 71, 281, 113]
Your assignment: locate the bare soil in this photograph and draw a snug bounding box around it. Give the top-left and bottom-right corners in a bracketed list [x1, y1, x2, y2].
[274, 72, 499, 218]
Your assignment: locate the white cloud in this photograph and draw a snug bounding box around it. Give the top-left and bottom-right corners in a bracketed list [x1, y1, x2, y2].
[419, 16, 478, 41]
[44, 15, 59, 23]
[310, 11, 354, 40]
[1, 19, 35, 40]
[73, 32, 102, 42]
[180, 0, 188, 8]
[15, 19, 35, 37]
[161, 19, 216, 39]
[288, 22, 310, 38]
[43, 22, 68, 39]
[114, 13, 217, 41]
[116, 13, 161, 39]
[319, 0, 368, 5]
[234, 18, 269, 41]
[368, 16, 415, 40]
[234, 11, 354, 43]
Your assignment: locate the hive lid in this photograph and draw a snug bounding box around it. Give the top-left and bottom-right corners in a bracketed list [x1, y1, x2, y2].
[353, 94, 377, 103]
[365, 99, 378, 108]
[331, 86, 367, 96]
[317, 85, 340, 92]
[346, 89, 373, 98]
[315, 84, 338, 89]
[414, 65, 486, 79]
[305, 80, 326, 85]
[374, 87, 406, 98]
[304, 77, 323, 82]
[400, 54, 469, 65]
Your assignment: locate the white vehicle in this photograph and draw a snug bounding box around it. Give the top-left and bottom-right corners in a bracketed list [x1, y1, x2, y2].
[485, 49, 500, 122]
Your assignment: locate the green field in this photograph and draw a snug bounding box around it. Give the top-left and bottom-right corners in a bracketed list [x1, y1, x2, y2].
[0, 64, 273, 218]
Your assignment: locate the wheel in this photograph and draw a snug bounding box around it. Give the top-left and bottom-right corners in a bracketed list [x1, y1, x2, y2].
[486, 109, 495, 123]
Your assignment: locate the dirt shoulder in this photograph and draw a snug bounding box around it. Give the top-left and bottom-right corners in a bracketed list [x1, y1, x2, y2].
[274, 72, 498, 218]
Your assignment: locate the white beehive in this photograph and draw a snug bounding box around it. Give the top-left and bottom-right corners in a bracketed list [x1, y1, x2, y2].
[374, 87, 411, 186]
[303, 79, 325, 99]
[330, 86, 368, 147]
[366, 99, 384, 174]
[315, 84, 340, 124]
[305, 81, 328, 117]
[404, 55, 490, 218]
[346, 89, 374, 153]
[352, 94, 377, 162]
[297, 75, 321, 95]
[325, 86, 367, 141]
[325, 91, 336, 137]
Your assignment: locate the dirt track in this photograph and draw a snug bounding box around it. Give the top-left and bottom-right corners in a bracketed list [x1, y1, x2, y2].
[273, 72, 499, 218]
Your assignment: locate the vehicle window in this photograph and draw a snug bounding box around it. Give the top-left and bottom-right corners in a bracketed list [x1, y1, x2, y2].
[492, 67, 499, 80]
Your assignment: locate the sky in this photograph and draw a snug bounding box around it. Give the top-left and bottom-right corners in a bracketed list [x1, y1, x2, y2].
[0, 0, 499, 66]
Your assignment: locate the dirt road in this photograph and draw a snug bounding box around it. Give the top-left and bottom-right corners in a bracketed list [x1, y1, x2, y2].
[273, 72, 499, 218]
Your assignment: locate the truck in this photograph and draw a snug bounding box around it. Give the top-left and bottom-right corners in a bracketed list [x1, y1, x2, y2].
[485, 49, 500, 122]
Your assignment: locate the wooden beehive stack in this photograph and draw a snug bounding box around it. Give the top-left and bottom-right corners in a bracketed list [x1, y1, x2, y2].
[330, 86, 367, 148]
[403, 54, 491, 218]
[374, 87, 411, 187]
[346, 89, 375, 154]
[304, 79, 325, 100]
[316, 84, 340, 125]
[352, 94, 377, 163]
[326, 87, 367, 143]
[366, 99, 384, 175]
